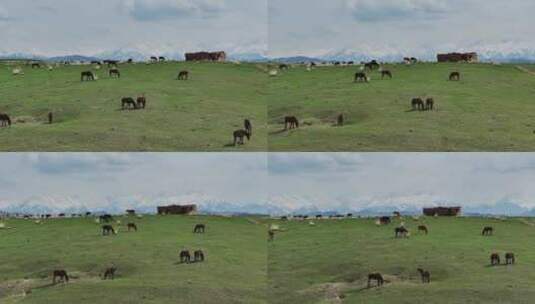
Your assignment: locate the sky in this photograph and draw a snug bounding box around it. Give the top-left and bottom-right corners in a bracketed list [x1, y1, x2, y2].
[2, 153, 535, 215]
[1, 1, 534, 60]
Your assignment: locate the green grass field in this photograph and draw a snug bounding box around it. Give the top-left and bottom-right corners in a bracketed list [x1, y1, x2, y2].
[0, 215, 267, 304]
[268, 63, 535, 151]
[0, 62, 267, 151]
[268, 216, 535, 304]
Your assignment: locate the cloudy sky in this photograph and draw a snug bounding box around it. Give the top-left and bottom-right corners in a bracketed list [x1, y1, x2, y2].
[2, 153, 535, 215]
[0, 0, 267, 57]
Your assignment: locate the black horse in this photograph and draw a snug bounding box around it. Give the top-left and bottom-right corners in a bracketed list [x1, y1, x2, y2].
[354, 72, 368, 83]
[244, 119, 252, 136]
[0, 113, 12, 127]
[449, 72, 461, 81]
[337, 113, 344, 126]
[109, 68, 121, 78]
[81, 71, 95, 81]
[177, 71, 189, 80]
[53, 270, 69, 284]
[411, 98, 425, 111]
[367, 273, 384, 287]
[482, 226, 493, 236]
[417, 268, 430, 283]
[180, 250, 191, 263]
[102, 225, 116, 236]
[490, 253, 500, 265]
[395, 226, 409, 238]
[103, 266, 116, 280]
[505, 252, 515, 265]
[193, 224, 205, 233]
[194, 250, 205, 262]
[284, 116, 299, 130]
[233, 130, 250, 146]
[122, 97, 137, 110]
[425, 98, 434, 111]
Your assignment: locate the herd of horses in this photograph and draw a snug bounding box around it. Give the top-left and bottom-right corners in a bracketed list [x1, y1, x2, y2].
[121, 95, 147, 110]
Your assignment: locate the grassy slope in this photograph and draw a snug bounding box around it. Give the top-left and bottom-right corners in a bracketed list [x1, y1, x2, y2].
[0, 62, 267, 151]
[268, 217, 535, 304]
[0, 216, 267, 304]
[268, 63, 535, 151]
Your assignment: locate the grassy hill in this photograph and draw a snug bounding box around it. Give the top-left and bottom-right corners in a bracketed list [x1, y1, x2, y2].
[0, 215, 267, 304]
[268, 216, 535, 304]
[268, 63, 535, 151]
[0, 62, 267, 151]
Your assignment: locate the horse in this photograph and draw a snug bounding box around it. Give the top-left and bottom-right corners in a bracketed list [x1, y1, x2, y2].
[0, 113, 12, 127]
[194, 250, 205, 262]
[417, 268, 430, 283]
[354, 72, 368, 83]
[268, 230, 275, 241]
[490, 253, 500, 265]
[121, 97, 137, 110]
[193, 224, 205, 233]
[482, 226, 493, 236]
[411, 98, 425, 111]
[102, 225, 116, 236]
[425, 98, 434, 111]
[81, 71, 95, 81]
[48, 112, 53, 124]
[136, 95, 146, 109]
[418, 225, 428, 234]
[279, 64, 289, 70]
[505, 252, 515, 265]
[109, 68, 121, 78]
[150, 56, 158, 62]
[180, 250, 191, 263]
[449, 72, 460, 81]
[103, 266, 116, 280]
[99, 214, 113, 222]
[52, 270, 69, 284]
[31, 63, 40, 69]
[233, 130, 250, 146]
[127, 223, 137, 232]
[381, 70, 392, 79]
[177, 71, 189, 80]
[379, 216, 391, 225]
[158, 56, 165, 62]
[337, 113, 344, 126]
[395, 226, 409, 238]
[367, 273, 384, 288]
[284, 116, 299, 130]
[244, 119, 252, 136]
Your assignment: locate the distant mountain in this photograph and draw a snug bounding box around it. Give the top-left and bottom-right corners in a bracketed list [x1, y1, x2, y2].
[48, 55, 101, 62]
[228, 53, 268, 62]
[271, 56, 323, 63]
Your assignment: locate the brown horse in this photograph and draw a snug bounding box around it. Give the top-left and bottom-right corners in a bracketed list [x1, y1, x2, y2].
[417, 268, 430, 283]
[244, 119, 252, 136]
[337, 113, 344, 126]
[180, 250, 191, 263]
[193, 224, 205, 233]
[490, 253, 500, 265]
[177, 71, 189, 80]
[194, 250, 205, 262]
[505, 252, 515, 265]
[381, 70, 392, 79]
[121, 97, 137, 110]
[482, 226, 493, 236]
[354, 72, 368, 83]
[102, 225, 116, 236]
[102, 266, 116, 280]
[81, 71, 95, 81]
[127, 223, 137, 232]
[367, 273, 384, 287]
[284, 116, 299, 130]
[425, 98, 434, 111]
[136, 95, 146, 109]
[395, 226, 409, 238]
[53, 270, 69, 284]
[109, 68, 121, 78]
[449, 72, 460, 81]
[418, 225, 428, 234]
[233, 130, 250, 146]
[411, 98, 425, 111]
[0, 113, 11, 127]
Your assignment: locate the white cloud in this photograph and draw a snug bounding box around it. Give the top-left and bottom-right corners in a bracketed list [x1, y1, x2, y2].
[346, 0, 451, 22]
[119, 0, 226, 21]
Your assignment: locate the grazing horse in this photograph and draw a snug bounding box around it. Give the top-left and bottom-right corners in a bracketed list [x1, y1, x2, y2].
[418, 225, 428, 234]
[425, 98, 434, 111]
[102, 225, 116, 236]
[284, 116, 299, 130]
[159, 56, 165, 62]
[233, 129, 250, 146]
[48, 112, 53, 124]
[490, 253, 500, 265]
[150, 56, 158, 62]
[505, 252, 515, 265]
[103, 267, 116, 280]
[379, 216, 391, 225]
[449, 72, 460, 81]
[31, 63, 40, 69]
[193, 224, 205, 233]
[53, 270, 69, 284]
[109, 68, 121, 78]
[411, 98, 425, 111]
[417, 268, 430, 283]
[354, 72, 368, 83]
[268, 229, 275, 241]
[279, 64, 289, 70]
[194, 250, 205, 262]
[244, 119, 252, 136]
[482, 226, 493, 236]
[121, 97, 137, 110]
[395, 226, 409, 238]
[136, 95, 146, 109]
[381, 70, 392, 79]
[367, 273, 384, 288]
[337, 113, 344, 126]
[180, 250, 191, 263]
[0, 113, 12, 127]
[81, 71, 95, 81]
[177, 71, 189, 80]
[127, 223, 137, 232]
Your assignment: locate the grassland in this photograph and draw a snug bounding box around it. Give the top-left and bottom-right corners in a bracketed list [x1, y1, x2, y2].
[0, 215, 267, 304]
[268, 63, 535, 151]
[268, 216, 535, 304]
[0, 61, 267, 151]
